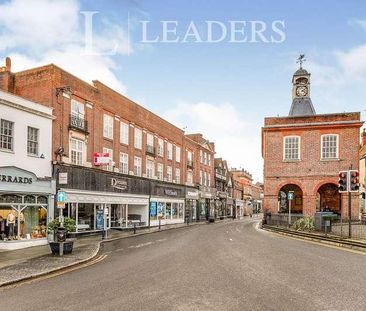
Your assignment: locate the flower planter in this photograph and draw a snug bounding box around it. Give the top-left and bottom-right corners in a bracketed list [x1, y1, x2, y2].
[49, 239, 75, 255]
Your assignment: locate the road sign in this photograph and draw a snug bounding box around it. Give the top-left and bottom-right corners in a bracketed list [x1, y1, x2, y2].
[288, 192, 294, 200]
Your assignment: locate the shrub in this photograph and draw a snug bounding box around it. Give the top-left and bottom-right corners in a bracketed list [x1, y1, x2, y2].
[292, 216, 314, 232]
[47, 217, 76, 235]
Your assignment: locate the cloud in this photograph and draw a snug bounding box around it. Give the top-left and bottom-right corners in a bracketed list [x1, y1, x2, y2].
[163, 101, 263, 182]
[0, 0, 131, 93]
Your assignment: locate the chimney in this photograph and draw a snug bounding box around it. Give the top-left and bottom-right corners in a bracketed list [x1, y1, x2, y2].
[362, 128, 366, 146]
[0, 57, 14, 92]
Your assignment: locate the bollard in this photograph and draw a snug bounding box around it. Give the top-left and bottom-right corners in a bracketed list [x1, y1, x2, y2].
[133, 223, 137, 234]
[158, 219, 161, 230]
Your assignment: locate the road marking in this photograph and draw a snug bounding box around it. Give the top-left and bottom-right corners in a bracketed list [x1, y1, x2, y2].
[128, 241, 154, 249]
[156, 238, 167, 242]
[229, 238, 233, 241]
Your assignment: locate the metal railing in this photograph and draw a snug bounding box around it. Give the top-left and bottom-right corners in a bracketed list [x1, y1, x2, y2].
[265, 213, 304, 227]
[69, 114, 88, 133]
[146, 144, 155, 156]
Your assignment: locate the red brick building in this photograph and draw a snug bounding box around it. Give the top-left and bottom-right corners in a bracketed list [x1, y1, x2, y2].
[0, 57, 216, 231]
[262, 65, 363, 219]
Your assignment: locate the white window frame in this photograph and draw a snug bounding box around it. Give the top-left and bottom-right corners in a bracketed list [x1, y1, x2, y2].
[175, 168, 181, 184]
[103, 114, 114, 140]
[119, 152, 128, 174]
[321, 134, 339, 160]
[157, 138, 164, 157]
[283, 136, 301, 161]
[167, 142, 173, 160]
[146, 159, 154, 178]
[103, 147, 113, 171]
[71, 99, 85, 119]
[187, 171, 193, 185]
[157, 163, 164, 180]
[120, 122, 129, 145]
[134, 156, 142, 176]
[208, 154, 211, 166]
[200, 150, 203, 163]
[27, 126, 39, 156]
[134, 128, 142, 149]
[176, 146, 181, 163]
[147, 133, 154, 147]
[0, 119, 14, 151]
[167, 166, 173, 182]
[70, 138, 84, 166]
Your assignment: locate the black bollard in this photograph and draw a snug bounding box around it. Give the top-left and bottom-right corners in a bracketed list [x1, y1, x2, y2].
[134, 223, 136, 234]
[158, 219, 161, 230]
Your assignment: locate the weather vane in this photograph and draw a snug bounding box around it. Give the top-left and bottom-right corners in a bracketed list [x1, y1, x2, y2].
[296, 54, 306, 69]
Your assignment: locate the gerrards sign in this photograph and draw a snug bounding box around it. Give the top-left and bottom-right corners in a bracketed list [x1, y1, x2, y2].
[0, 174, 33, 184]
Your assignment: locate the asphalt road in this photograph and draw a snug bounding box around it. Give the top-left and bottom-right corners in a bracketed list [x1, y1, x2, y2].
[1, 218, 366, 311]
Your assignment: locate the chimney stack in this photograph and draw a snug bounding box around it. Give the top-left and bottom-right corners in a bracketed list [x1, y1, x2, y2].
[5, 57, 11, 72]
[362, 128, 366, 146]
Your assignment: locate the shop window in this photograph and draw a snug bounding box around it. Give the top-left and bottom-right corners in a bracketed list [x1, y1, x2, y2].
[178, 203, 184, 218]
[157, 202, 165, 219]
[172, 203, 178, 219]
[0, 194, 22, 203]
[24, 195, 36, 204]
[77, 203, 94, 231]
[150, 202, 158, 221]
[165, 203, 172, 219]
[37, 196, 48, 204]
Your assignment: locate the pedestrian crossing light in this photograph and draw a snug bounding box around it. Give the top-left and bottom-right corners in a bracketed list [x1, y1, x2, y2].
[338, 171, 348, 193]
[349, 170, 359, 193]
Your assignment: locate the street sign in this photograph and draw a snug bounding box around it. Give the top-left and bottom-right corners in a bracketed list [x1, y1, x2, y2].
[288, 192, 294, 200]
[59, 172, 68, 185]
[57, 191, 66, 209]
[57, 191, 65, 203]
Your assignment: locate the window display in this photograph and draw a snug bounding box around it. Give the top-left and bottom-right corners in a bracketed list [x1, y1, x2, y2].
[0, 195, 48, 241]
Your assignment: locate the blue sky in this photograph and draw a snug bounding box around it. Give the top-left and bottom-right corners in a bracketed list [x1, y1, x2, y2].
[0, 0, 365, 181]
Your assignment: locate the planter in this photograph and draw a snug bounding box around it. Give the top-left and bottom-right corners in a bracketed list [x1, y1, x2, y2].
[49, 239, 75, 255]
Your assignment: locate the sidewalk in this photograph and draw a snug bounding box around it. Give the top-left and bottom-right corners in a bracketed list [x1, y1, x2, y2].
[0, 221, 212, 287]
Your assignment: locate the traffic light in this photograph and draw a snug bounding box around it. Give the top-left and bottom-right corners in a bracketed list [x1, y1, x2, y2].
[338, 171, 348, 193]
[349, 170, 360, 192]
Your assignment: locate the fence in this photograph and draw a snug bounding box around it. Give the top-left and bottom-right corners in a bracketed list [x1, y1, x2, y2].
[265, 213, 304, 227]
[264, 213, 366, 240]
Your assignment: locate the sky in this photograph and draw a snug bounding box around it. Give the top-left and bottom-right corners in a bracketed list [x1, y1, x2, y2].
[0, 0, 365, 182]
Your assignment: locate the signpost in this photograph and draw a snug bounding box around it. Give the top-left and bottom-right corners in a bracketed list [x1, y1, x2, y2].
[288, 191, 294, 226]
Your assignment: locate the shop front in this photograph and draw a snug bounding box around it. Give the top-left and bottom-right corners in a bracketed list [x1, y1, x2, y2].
[185, 187, 199, 222]
[216, 191, 227, 219]
[199, 187, 215, 221]
[235, 199, 244, 219]
[226, 198, 234, 218]
[150, 182, 185, 226]
[55, 164, 150, 233]
[0, 166, 55, 250]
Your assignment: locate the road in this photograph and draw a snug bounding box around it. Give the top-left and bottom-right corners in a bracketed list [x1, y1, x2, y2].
[1, 218, 366, 311]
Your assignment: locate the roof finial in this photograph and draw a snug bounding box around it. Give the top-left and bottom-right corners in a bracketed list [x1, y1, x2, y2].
[296, 54, 306, 69]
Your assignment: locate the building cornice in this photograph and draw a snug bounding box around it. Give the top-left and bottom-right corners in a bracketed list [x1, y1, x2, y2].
[0, 98, 55, 120]
[263, 120, 363, 131]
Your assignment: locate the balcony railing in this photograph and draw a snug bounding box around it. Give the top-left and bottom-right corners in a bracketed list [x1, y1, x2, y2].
[69, 114, 88, 133]
[146, 144, 156, 156]
[187, 160, 194, 169]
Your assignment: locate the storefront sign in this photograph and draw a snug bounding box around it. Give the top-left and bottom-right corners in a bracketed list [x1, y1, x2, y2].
[0, 174, 32, 184]
[186, 190, 199, 199]
[93, 152, 111, 166]
[111, 178, 128, 190]
[59, 172, 68, 185]
[164, 189, 178, 196]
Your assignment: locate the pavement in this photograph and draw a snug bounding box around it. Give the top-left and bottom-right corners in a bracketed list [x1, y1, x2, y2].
[0, 221, 208, 287]
[2, 216, 366, 311]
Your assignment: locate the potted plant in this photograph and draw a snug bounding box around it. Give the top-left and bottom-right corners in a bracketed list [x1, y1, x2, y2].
[47, 217, 76, 255]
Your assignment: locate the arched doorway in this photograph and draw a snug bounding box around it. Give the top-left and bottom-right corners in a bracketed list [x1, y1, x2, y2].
[278, 184, 303, 214]
[316, 183, 341, 215]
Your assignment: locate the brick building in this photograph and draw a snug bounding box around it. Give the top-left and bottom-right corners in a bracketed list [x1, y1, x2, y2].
[360, 129, 366, 212]
[214, 158, 234, 218]
[0, 57, 215, 232]
[185, 134, 216, 221]
[262, 64, 363, 219]
[231, 169, 254, 216]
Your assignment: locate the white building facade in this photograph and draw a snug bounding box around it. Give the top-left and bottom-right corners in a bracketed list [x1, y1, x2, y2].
[0, 90, 55, 250]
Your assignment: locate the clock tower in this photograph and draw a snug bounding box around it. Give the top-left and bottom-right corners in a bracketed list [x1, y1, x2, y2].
[288, 55, 316, 116]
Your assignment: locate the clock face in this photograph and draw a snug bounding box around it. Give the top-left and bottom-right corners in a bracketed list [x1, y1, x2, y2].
[296, 86, 308, 97]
